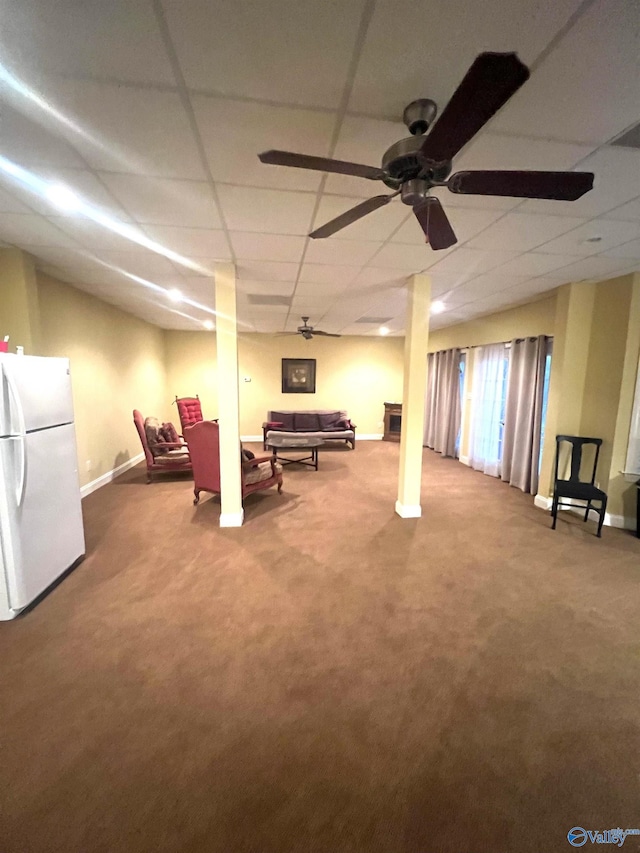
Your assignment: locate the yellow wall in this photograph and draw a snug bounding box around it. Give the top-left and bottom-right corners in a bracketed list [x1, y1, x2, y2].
[428, 295, 557, 353]
[37, 274, 167, 487]
[0, 248, 42, 352]
[165, 330, 405, 436]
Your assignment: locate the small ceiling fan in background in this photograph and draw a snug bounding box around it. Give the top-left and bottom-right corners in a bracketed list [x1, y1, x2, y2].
[259, 52, 595, 250]
[282, 317, 342, 340]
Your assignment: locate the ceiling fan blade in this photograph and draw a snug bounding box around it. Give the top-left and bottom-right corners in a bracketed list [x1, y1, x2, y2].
[448, 170, 595, 200]
[309, 194, 396, 239]
[312, 330, 342, 337]
[413, 198, 457, 250]
[258, 150, 386, 181]
[420, 53, 529, 166]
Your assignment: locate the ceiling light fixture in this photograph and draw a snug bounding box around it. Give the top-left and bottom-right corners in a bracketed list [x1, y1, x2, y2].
[167, 289, 182, 303]
[431, 301, 446, 314]
[203, 320, 214, 331]
[379, 326, 390, 336]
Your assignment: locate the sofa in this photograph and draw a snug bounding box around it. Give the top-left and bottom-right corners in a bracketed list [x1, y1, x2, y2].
[262, 409, 356, 450]
[262, 410, 356, 449]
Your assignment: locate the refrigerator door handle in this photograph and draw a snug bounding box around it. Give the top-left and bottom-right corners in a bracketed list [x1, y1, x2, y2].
[4, 366, 27, 505]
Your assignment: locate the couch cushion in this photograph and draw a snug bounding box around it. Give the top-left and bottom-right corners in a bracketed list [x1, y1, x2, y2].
[294, 412, 321, 431]
[270, 411, 295, 430]
[317, 411, 342, 428]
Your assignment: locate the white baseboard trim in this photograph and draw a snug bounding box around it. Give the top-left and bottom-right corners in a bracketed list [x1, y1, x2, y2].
[241, 434, 263, 442]
[80, 452, 144, 499]
[534, 494, 634, 530]
[395, 500, 422, 519]
[459, 455, 471, 466]
[219, 510, 244, 528]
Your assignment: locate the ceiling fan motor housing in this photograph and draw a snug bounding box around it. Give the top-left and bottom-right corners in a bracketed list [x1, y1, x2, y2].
[381, 135, 452, 189]
[402, 98, 438, 135]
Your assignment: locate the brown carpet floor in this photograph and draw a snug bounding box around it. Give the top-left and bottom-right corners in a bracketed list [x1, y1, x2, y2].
[1, 441, 640, 853]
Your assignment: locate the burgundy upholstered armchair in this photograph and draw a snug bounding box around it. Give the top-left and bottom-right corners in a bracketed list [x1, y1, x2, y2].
[184, 420, 283, 506]
[133, 410, 192, 483]
[174, 396, 204, 434]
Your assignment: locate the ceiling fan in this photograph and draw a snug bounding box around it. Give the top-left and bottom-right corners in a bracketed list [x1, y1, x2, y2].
[284, 317, 341, 340]
[258, 52, 594, 250]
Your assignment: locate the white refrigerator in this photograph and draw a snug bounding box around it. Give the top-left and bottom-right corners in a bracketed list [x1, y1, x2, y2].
[0, 354, 85, 620]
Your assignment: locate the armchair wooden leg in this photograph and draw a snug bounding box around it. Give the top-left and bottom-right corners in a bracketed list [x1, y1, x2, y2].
[584, 501, 591, 522]
[146, 471, 152, 484]
[597, 498, 607, 538]
[551, 496, 558, 529]
[193, 489, 200, 505]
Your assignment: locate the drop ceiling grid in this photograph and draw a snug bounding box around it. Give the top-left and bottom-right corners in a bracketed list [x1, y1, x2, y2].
[0, 0, 637, 331]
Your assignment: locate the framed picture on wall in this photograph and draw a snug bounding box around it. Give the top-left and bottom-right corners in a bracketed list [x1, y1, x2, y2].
[282, 358, 316, 394]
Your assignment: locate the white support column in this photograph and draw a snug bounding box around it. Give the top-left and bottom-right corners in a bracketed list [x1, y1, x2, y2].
[396, 273, 431, 518]
[214, 262, 243, 527]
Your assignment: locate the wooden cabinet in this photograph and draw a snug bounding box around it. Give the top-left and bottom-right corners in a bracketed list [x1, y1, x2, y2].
[383, 402, 402, 442]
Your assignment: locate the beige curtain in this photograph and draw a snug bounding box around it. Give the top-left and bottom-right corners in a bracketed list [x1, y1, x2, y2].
[424, 348, 461, 457]
[501, 336, 547, 494]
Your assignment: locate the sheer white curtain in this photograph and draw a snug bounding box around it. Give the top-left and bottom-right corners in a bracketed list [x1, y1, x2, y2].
[469, 343, 508, 478]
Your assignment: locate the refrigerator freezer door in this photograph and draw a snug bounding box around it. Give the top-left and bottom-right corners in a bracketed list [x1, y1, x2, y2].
[0, 423, 85, 612]
[0, 355, 74, 435]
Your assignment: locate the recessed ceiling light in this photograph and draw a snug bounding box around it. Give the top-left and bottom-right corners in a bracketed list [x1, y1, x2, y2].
[167, 288, 182, 303]
[431, 301, 445, 314]
[379, 326, 390, 336]
[45, 183, 81, 212]
[203, 320, 214, 331]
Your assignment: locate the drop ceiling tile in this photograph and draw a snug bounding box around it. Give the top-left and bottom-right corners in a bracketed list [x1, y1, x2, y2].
[392, 206, 505, 246]
[602, 239, 640, 260]
[99, 174, 221, 228]
[543, 255, 635, 282]
[163, 0, 366, 109]
[0, 104, 85, 169]
[86, 249, 181, 279]
[237, 261, 300, 282]
[351, 242, 433, 271]
[229, 232, 306, 263]
[2, 0, 175, 85]
[454, 133, 596, 173]
[193, 96, 336, 192]
[295, 283, 349, 304]
[7, 167, 132, 220]
[353, 267, 409, 287]
[290, 296, 333, 312]
[466, 212, 586, 252]
[492, 0, 640, 145]
[312, 195, 408, 242]
[521, 147, 640, 219]
[0, 186, 33, 214]
[141, 225, 232, 259]
[24, 246, 100, 269]
[493, 252, 582, 277]
[427, 247, 520, 276]
[49, 215, 151, 252]
[536, 219, 640, 256]
[237, 279, 296, 297]
[298, 264, 360, 285]
[0, 213, 81, 248]
[347, 0, 584, 115]
[51, 80, 206, 179]
[304, 239, 380, 267]
[602, 198, 640, 222]
[446, 273, 531, 305]
[216, 185, 316, 235]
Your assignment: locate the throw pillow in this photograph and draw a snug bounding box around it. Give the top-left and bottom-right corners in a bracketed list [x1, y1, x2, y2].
[160, 422, 180, 444]
[318, 411, 342, 429]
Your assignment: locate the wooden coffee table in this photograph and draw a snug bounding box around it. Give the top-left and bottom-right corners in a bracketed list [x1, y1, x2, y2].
[266, 436, 323, 470]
